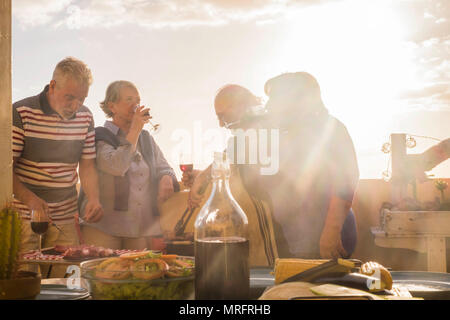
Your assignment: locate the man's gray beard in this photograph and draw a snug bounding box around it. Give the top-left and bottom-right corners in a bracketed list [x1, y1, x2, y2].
[62, 111, 75, 120]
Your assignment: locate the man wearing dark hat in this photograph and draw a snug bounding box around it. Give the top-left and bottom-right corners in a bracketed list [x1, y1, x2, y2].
[255, 71, 359, 259]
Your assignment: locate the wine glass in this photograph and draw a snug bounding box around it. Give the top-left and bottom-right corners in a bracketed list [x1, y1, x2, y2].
[30, 209, 49, 255]
[146, 113, 161, 133]
[179, 153, 194, 190]
[136, 105, 161, 134]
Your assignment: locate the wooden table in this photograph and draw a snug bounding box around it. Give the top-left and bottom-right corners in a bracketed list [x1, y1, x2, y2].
[19, 255, 83, 279]
[372, 209, 450, 273]
[34, 270, 271, 300]
[35, 269, 450, 300]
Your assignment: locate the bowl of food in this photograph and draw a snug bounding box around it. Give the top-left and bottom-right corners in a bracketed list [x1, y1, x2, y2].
[80, 251, 194, 300]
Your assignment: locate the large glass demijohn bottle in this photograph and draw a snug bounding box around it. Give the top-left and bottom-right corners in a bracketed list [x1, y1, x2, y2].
[194, 152, 249, 300]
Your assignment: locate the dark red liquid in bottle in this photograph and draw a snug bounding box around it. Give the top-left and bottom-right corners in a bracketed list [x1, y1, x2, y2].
[180, 164, 193, 172]
[31, 221, 49, 235]
[195, 237, 249, 300]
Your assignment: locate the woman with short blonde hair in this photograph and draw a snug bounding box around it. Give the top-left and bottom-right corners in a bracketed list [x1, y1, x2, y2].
[80, 80, 179, 251]
[99, 81, 137, 118]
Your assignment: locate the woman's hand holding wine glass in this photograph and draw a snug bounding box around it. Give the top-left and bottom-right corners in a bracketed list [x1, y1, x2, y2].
[133, 105, 160, 133]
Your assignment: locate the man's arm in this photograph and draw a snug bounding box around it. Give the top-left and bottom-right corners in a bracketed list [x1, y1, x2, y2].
[319, 121, 359, 259]
[320, 196, 352, 258]
[13, 157, 50, 218]
[11, 107, 50, 216]
[78, 158, 103, 223]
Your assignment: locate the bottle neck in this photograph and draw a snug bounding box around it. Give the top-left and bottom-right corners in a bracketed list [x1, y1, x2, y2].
[210, 176, 231, 198]
[195, 165, 249, 241]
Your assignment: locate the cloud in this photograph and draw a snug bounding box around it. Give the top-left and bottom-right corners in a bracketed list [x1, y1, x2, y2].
[390, 0, 450, 111]
[393, 0, 450, 43]
[12, 0, 336, 29]
[11, 0, 449, 33]
[397, 80, 450, 111]
[12, 0, 73, 27]
[415, 36, 450, 78]
[57, 0, 289, 29]
[399, 83, 450, 100]
[11, 0, 450, 111]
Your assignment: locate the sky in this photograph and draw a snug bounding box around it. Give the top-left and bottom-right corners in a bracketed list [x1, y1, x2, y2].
[10, 0, 450, 179]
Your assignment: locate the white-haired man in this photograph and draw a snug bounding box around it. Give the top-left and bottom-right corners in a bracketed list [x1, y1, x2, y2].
[12, 57, 103, 277]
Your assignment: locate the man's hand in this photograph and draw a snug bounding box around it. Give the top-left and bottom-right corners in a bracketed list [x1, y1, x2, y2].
[79, 158, 103, 223]
[157, 175, 175, 204]
[182, 169, 200, 189]
[320, 195, 352, 259]
[25, 193, 51, 222]
[319, 226, 348, 259]
[83, 198, 104, 223]
[13, 159, 51, 221]
[188, 172, 209, 209]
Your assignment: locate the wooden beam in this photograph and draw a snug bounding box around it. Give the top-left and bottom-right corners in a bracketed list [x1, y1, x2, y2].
[371, 227, 428, 253]
[371, 227, 448, 272]
[426, 237, 447, 273]
[390, 133, 407, 203]
[0, 0, 12, 205]
[382, 209, 450, 235]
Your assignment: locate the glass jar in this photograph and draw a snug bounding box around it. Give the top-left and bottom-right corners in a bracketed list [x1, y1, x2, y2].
[194, 152, 249, 300]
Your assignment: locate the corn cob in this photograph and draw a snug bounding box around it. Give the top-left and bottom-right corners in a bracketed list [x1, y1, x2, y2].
[273, 258, 329, 284]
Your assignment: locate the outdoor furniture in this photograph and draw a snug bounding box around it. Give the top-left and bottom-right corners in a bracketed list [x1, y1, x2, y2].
[372, 209, 450, 272]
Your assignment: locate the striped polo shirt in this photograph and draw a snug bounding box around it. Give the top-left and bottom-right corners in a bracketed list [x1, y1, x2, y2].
[12, 85, 96, 222]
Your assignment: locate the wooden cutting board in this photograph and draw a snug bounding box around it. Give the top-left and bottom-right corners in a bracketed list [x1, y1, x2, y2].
[258, 282, 385, 300]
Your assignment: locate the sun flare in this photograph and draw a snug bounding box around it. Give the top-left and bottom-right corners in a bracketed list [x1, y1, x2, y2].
[262, 1, 423, 153]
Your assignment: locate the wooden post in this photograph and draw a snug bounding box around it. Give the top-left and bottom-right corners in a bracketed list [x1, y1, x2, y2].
[391, 133, 407, 203]
[0, 0, 12, 205]
[426, 237, 447, 272]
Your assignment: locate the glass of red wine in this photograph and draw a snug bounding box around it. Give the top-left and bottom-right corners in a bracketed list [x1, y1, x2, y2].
[179, 153, 194, 190]
[30, 209, 49, 254]
[135, 105, 161, 133]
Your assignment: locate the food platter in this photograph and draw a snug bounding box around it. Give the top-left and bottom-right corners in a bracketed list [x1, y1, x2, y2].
[80, 252, 195, 300]
[20, 246, 144, 264]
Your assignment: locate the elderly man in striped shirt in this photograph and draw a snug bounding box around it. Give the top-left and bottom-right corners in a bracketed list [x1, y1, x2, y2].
[12, 57, 103, 277]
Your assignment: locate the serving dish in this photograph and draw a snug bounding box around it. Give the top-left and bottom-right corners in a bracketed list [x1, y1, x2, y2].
[80, 254, 194, 300]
